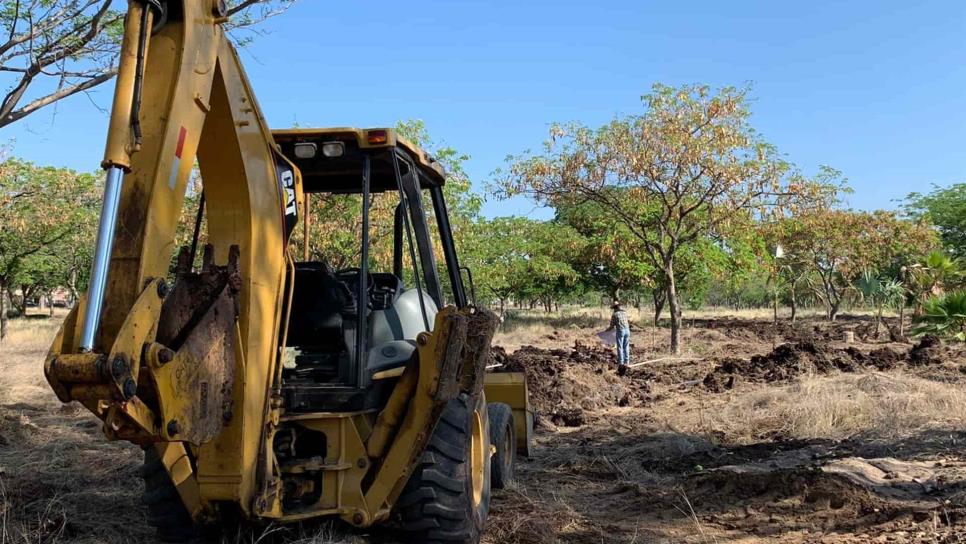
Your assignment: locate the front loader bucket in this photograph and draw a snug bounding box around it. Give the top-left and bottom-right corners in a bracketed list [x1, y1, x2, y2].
[484, 371, 534, 457]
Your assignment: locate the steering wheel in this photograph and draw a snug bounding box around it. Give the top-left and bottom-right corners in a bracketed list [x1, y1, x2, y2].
[335, 267, 375, 299]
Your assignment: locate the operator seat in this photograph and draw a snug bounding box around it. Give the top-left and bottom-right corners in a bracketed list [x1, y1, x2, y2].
[287, 262, 355, 355]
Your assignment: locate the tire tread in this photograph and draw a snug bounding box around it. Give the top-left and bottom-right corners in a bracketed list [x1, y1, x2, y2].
[395, 393, 490, 543]
[141, 447, 196, 543]
[488, 402, 516, 489]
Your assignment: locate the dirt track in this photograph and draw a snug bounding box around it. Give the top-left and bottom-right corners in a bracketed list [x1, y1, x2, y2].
[2, 313, 965, 543]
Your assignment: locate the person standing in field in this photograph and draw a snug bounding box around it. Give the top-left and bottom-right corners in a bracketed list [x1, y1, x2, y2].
[607, 302, 631, 375]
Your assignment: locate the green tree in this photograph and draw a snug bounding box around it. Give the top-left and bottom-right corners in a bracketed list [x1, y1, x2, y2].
[461, 217, 528, 314]
[759, 221, 818, 322]
[499, 84, 838, 353]
[13, 251, 64, 315]
[0, 159, 89, 340]
[855, 270, 904, 337]
[555, 197, 655, 303]
[913, 291, 966, 341]
[779, 210, 937, 321]
[905, 184, 966, 256]
[463, 217, 582, 315]
[518, 220, 583, 312]
[904, 250, 963, 316]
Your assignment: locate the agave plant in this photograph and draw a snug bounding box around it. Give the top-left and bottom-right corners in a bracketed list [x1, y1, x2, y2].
[912, 291, 966, 341]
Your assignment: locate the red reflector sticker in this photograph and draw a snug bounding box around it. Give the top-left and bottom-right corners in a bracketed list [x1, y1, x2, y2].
[170, 126, 187, 188]
[175, 126, 187, 158]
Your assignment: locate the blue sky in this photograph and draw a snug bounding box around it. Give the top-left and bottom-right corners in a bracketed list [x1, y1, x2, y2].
[3, 0, 964, 219]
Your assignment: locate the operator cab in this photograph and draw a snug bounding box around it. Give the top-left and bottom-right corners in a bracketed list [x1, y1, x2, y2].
[273, 128, 471, 413]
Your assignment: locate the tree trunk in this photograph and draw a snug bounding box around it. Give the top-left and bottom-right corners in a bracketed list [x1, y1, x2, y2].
[48, 293, 54, 317]
[0, 286, 8, 342]
[898, 300, 905, 338]
[14, 285, 28, 317]
[665, 264, 683, 355]
[828, 301, 840, 322]
[652, 288, 666, 327]
[874, 305, 883, 337]
[69, 269, 79, 306]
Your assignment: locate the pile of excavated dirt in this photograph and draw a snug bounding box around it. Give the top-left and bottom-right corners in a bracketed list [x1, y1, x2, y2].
[492, 343, 650, 427]
[909, 334, 947, 366]
[702, 341, 861, 392]
[907, 334, 960, 366]
[689, 315, 907, 344]
[703, 336, 964, 392]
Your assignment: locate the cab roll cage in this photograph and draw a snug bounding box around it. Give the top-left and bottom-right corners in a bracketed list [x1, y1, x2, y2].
[186, 145, 469, 390]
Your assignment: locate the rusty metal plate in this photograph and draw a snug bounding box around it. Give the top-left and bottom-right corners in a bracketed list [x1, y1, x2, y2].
[152, 284, 237, 445]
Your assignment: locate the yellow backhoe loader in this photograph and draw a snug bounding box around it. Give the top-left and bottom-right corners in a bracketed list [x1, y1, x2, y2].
[43, 2, 532, 542]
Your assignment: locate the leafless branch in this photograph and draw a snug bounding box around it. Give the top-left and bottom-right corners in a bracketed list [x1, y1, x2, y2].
[0, 0, 296, 127]
[1, 68, 116, 127]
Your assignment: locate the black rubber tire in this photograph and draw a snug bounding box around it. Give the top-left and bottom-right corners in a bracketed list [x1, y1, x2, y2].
[141, 446, 197, 543]
[396, 392, 491, 543]
[487, 402, 516, 489]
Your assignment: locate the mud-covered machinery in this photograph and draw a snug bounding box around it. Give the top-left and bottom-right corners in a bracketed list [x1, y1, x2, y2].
[43, 2, 532, 542]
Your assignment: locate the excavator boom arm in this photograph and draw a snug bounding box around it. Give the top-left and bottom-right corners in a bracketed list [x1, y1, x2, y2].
[46, 0, 302, 514]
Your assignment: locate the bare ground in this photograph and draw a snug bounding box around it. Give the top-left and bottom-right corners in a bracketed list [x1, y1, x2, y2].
[2, 311, 965, 543]
[486, 313, 966, 543]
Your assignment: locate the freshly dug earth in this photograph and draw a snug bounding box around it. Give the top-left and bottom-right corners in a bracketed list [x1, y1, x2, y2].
[688, 315, 904, 344]
[702, 335, 960, 392]
[486, 315, 966, 544]
[492, 343, 650, 426]
[490, 411, 966, 544]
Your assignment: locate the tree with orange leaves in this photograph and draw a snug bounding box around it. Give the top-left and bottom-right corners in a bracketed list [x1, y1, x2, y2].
[499, 84, 841, 354]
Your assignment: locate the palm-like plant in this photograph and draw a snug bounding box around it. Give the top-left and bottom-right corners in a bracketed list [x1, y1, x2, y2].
[855, 271, 906, 337]
[912, 291, 966, 341]
[906, 251, 963, 314]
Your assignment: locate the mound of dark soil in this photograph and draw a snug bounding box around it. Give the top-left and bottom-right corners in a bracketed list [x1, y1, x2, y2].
[867, 346, 903, 370]
[703, 335, 965, 392]
[702, 341, 862, 391]
[492, 343, 650, 427]
[909, 334, 945, 366]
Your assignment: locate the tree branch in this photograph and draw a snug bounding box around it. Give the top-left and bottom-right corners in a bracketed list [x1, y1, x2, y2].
[0, 68, 117, 127]
[226, 0, 264, 17]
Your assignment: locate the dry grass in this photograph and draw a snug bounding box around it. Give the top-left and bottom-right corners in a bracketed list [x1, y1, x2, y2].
[1, 315, 63, 405]
[0, 314, 153, 544]
[671, 372, 966, 443]
[483, 485, 583, 544]
[222, 522, 366, 544]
